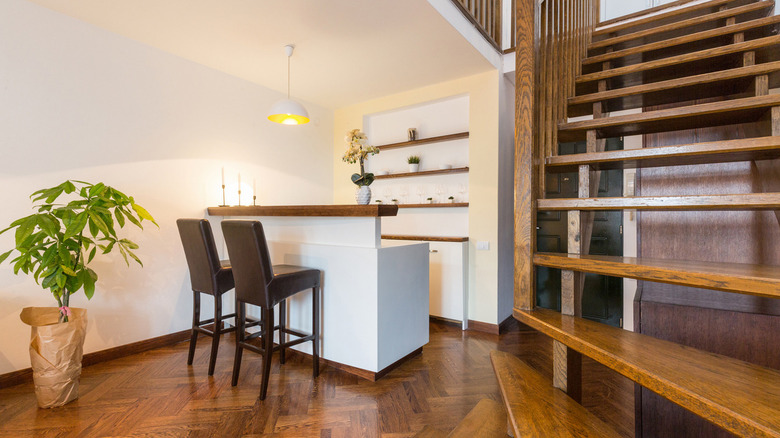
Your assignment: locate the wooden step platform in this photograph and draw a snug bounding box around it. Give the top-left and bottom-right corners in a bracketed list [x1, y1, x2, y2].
[576, 34, 780, 93]
[593, 0, 758, 39]
[513, 308, 780, 438]
[559, 94, 780, 142]
[447, 399, 508, 438]
[584, 14, 780, 67]
[490, 350, 620, 438]
[532, 252, 780, 298]
[569, 62, 780, 116]
[538, 193, 780, 211]
[414, 425, 448, 438]
[589, 1, 774, 52]
[545, 136, 780, 171]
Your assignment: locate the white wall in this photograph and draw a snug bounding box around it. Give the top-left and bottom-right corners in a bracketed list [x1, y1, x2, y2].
[0, 0, 334, 374]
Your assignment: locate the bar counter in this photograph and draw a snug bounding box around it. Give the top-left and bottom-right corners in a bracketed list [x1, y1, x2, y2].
[206, 204, 429, 380]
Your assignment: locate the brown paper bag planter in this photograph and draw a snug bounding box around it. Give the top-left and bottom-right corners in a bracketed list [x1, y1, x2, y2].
[20, 307, 87, 408]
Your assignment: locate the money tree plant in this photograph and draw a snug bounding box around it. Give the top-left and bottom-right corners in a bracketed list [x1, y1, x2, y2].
[0, 181, 157, 322]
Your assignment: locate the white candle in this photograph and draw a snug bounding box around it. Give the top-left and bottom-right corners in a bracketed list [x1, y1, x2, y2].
[221, 167, 225, 186]
[253, 178, 257, 196]
[238, 173, 241, 188]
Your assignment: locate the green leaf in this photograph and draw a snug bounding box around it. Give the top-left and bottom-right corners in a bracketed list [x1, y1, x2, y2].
[0, 250, 13, 264]
[82, 270, 95, 300]
[119, 239, 139, 250]
[37, 214, 59, 237]
[132, 204, 157, 226]
[60, 264, 77, 276]
[123, 208, 142, 228]
[88, 211, 110, 237]
[114, 208, 125, 227]
[125, 248, 143, 267]
[88, 216, 99, 236]
[88, 246, 97, 263]
[15, 216, 38, 246]
[63, 180, 76, 194]
[63, 212, 88, 240]
[89, 183, 106, 198]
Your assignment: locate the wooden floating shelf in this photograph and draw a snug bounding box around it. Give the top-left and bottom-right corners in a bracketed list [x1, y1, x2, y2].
[394, 203, 469, 208]
[533, 252, 780, 298]
[374, 167, 469, 180]
[375, 132, 469, 151]
[382, 235, 469, 242]
[513, 308, 780, 438]
[545, 136, 780, 172]
[537, 193, 780, 211]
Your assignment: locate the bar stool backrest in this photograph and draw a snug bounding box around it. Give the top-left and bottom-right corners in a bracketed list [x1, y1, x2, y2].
[176, 218, 222, 295]
[221, 220, 275, 308]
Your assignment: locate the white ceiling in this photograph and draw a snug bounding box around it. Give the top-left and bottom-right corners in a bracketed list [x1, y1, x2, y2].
[27, 0, 495, 109]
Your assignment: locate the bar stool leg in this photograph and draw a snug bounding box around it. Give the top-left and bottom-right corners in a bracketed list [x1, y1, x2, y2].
[279, 300, 286, 365]
[312, 285, 319, 378]
[231, 301, 245, 386]
[188, 291, 201, 366]
[260, 307, 275, 400]
[208, 294, 223, 376]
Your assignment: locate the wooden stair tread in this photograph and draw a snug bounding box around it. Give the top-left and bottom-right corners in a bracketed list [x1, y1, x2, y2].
[584, 14, 780, 66]
[538, 193, 780, 211]
[589, 1, 774, 51]
[593, 0, 753, 37]
[576, 34, 780, 88]
[414, 425, 448, 438]
[532, 253, 780, 298]
[448, 398, 508, 438]
[559, 94, 780, 141]
[490, 350, 621, 438]
[545, 136, 780, 171]
[569, 61, 780, 116]
[513, 308, 780, 438]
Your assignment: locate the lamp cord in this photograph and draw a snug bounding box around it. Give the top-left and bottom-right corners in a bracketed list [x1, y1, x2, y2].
[287, 55, 291, 99]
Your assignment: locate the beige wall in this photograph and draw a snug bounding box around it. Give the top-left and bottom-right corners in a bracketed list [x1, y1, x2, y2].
[333, 70, 502, 324]
[0, 0, 334, 374]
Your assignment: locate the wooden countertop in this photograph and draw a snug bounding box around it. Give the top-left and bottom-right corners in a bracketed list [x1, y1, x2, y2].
[207, 204, 399, 217]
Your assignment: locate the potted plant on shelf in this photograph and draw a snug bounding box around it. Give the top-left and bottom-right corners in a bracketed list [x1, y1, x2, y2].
[0, 180, 157, 408]
[342, 129, 379, 205]
[391, 199, 399, 205]
[448, 196, 455, 203]
[408, 155, 420, 173]
[426, 197, 434, 204]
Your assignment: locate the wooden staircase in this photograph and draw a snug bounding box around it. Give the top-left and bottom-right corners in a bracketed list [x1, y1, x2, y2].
[503, 0, 780, 436]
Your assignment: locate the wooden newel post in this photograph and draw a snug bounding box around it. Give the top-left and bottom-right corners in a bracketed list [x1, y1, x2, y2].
[514, 0, 540, 313]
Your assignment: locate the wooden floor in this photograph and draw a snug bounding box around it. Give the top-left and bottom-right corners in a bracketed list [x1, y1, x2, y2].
[0, 320, 634, 437]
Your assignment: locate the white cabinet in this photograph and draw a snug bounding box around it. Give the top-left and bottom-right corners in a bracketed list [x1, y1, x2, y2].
[382, 239, 468, 327]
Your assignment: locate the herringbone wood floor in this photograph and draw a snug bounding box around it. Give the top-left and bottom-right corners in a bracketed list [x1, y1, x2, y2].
[0, 320, 633, 437]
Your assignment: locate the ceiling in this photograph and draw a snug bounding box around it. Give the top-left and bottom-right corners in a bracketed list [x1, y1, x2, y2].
[27, 0, 495, 109]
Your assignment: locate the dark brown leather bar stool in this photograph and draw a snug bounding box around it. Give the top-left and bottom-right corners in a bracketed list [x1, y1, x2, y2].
[221, 219, 321, 400]
[176, 218, 238, 376]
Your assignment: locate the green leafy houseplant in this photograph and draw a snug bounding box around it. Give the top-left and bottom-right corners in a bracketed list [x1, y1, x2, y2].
[407, 155, 420, 164]
[0, 180, 157, 322]
[342, 129, 379, 187]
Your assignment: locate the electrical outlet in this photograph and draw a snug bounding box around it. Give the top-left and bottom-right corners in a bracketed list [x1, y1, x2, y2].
[477, 241, 490, 250]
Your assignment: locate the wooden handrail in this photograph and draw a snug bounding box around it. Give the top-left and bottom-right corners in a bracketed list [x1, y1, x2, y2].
[450, 0, 504, 50]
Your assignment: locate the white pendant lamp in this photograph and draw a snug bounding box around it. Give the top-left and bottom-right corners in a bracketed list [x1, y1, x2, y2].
[268, 44, 310, 125]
